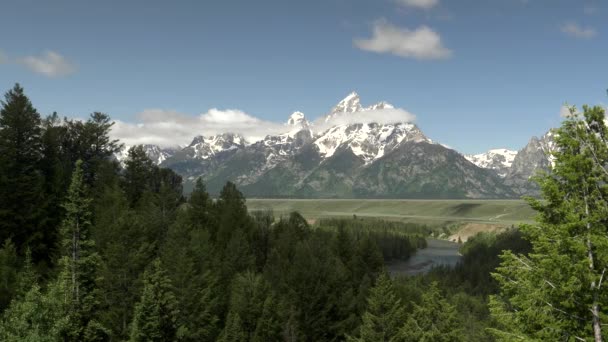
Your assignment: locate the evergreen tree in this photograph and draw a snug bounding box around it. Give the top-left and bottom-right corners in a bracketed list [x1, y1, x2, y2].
[187, 178, 216, 230]
[94, 184, 156, 339]
[216, 181, 250, 247]
[0, 240, 18, 311]
[0, 83, 46, 261]
[219, 312, 247, 342]
[129, 259, 179, 342]
[399, 282, 462, 342]
[220, 271, 280, 341]
[40, 112, 69, 263]
[348, 272, 405, 342]
[123, 145, 155, 207]
[63, 112, 121, 190]
[58, 159, 108, 341]
[161, 210, 221, 342]
[490, 105, 608, 341]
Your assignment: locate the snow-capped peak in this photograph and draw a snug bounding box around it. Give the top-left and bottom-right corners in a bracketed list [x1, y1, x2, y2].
[283, 111, 311, 138]
[287, 111, 307, 126]
[114, 144, 177, 166]
[326, 92, 363, 122]
[465, 148, 517, 177]
[366, 101, 395, 111]
[187, 133, 247, 159]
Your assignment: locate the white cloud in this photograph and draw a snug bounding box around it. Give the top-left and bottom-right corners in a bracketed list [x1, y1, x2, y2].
[354, 20, 452, 60]
[395, 0, 438, 9]
[313, 107, 416, 132]
[18, 51, 76, 77]
[0, 50, 7, 64]
[111, 108, 288, 147]
[561, 22, 597, 39]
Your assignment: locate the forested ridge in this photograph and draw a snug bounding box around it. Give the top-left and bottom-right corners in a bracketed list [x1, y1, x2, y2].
[0, 83, 607, 341]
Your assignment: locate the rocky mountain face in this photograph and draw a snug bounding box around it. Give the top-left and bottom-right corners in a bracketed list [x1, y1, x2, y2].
[467, 131, 556, 196]
[115, 92, 557, 198]
[116, 144, 178, 166]
[503, 131, 555, 196]
[465, 149, 517, 178]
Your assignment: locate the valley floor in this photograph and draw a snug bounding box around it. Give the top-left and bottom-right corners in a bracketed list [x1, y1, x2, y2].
[247, 198, 535, 225]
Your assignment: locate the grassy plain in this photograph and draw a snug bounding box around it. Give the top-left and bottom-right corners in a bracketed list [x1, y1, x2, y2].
[246, 199, 536, 227]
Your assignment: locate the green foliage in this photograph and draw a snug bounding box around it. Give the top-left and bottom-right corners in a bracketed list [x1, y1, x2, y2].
[490, 105, 608, 341]
[399, 282, 462, 342]
[348, 272, 405, 342]
[57, 160, 108, 341]
[0, 83, 47, 263]
[318, 218, 428, 261]
[0, 240, 18, 310]
[129, 259, 179, 342]
[219, 271, 281, 341]
[0, 283, 69, 341]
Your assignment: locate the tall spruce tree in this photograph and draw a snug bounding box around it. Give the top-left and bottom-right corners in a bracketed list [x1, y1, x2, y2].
[129, 258, 179, 342]
[0, 240, 18, 311]
[0, 83, 46, 260]
[123, 145, 155, 207]
[490, 105, 608, 341]
[348, 272, 405, 342]
[398, 282, 462, 342]
[58, 159, 108, 341]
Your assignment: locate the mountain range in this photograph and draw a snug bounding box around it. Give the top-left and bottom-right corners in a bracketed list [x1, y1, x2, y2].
[116, 92, 555, 198]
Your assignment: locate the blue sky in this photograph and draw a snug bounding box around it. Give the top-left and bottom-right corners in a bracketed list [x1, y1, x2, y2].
[0, 0, 606, 153]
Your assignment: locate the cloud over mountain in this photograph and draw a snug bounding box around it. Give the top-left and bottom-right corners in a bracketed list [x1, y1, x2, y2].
[111, 103, 417, 148]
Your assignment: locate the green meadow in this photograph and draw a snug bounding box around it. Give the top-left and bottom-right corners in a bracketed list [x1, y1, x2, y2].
[246, 198, 536, 226]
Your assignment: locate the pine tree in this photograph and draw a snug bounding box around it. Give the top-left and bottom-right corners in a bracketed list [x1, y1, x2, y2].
[161, 212, 221, 342]
[398, 282, 462, 342]
[0, 83, 46, 260]
[216, 181, 250, 246]
[39, 112, 69, 265]
[219, 312, 247, 342]
[348, 272, 405, 342]
[220, 271, 278, 340]
[0, 239, 18, 310]
[490, 105, 608, 341]
[58, 159, 108, 341]
[129, 259, 179, 342]
[187, 178, 216, 230]
[123, 145, 155, 207]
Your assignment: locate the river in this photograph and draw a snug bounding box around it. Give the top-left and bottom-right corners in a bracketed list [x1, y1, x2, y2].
[387, 238, 462, 276]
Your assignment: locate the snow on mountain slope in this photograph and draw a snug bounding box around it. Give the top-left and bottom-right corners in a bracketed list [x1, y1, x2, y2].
[465, 148, 517, 177]
[314, 122, 429, 163]
[314, 92, 429, 163]
[186, 133, 248, 159]
[115, 144, 178, 165]
[257, 111, 313, 170]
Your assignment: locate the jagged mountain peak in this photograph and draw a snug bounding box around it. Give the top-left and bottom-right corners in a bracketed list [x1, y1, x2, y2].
[185, 132, 247, 160]
[188, 132, 247, 146]
[326, 92, 363, 121]
[465, 148, 517, 177]
[367, 101, 395, 111]
[115, 144, 177, 166]
[287, 111, 309, 127]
